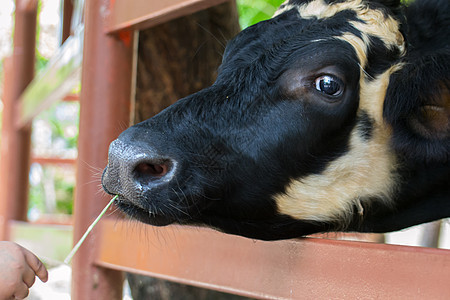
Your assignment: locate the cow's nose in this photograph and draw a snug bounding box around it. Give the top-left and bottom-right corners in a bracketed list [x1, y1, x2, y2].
[132, 158, 175, 186]
[103, 139, 177, 198]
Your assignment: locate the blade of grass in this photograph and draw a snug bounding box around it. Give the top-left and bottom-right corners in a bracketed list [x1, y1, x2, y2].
[64, 195, 118, 264]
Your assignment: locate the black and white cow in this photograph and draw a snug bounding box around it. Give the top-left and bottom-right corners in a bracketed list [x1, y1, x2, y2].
[102, 0, 449, 240]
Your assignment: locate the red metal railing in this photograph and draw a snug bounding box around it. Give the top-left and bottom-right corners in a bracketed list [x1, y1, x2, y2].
[97, 219, 450, 299]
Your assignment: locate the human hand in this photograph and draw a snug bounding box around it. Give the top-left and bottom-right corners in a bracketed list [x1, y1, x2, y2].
[0, 241, 48, 300]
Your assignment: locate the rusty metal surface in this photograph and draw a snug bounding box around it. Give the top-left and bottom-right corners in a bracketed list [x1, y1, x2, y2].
[107, 0, 231, 33]
[0, 0, 38, 240]
[61, 0, 74, 43]
[71, 0, 134, 298]
[97, 219, 450, 299]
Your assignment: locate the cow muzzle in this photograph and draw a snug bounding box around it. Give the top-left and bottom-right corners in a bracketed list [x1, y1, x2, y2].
[102, 139, 177, 205]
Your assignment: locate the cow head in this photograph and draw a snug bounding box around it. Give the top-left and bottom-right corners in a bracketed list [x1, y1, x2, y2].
[102, 0, 450, 240]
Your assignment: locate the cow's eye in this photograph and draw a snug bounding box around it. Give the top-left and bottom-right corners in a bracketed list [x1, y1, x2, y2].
[314, 75, 343, 97]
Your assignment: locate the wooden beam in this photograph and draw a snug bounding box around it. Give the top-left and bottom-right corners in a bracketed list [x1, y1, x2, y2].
[107, 0, 231, 33]
[96, 219, 450, 299]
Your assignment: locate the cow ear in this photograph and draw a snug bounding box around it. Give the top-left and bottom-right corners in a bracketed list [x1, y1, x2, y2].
[408, 88, 450, 141]
[383, 55, 450, 163]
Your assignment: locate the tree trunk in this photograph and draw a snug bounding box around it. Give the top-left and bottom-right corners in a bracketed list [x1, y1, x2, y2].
[128, 1, 251, 299]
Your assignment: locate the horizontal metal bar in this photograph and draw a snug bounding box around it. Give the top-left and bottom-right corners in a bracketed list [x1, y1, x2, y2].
[106, 0, 230, 33]
[96, 219, 450, 299]
[32, 157, 76, 165]
[16, 25, 84, 128]
[62, 94, 79, 102]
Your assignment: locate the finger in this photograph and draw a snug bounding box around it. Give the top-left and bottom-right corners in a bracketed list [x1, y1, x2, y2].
[21, 266, 36, 288]
[22, 249, 48, 283]
[13, 282, 29, 300]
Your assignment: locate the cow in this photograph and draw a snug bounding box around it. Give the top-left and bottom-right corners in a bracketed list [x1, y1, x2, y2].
[102, 0, 449, 241]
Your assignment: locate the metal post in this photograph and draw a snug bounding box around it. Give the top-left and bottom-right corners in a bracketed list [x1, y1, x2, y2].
[0, 0, 37, 240]
[71, 0, 134, 298]
[61, 0, 74, 43]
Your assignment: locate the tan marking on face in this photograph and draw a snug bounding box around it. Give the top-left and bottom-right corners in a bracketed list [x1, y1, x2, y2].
[359, 64, 403, 122]
[275, 0, 405, 59]
[275, 67, 402, 222]
[275, 128, 397, 222]
[337, 32, 369, 67]
[298, 0, 366, 19]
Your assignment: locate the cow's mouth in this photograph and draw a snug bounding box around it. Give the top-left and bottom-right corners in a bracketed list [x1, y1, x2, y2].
[114, 196, 177, 226]
[113, 194, 275, 231]
[112, 194, 328, 240]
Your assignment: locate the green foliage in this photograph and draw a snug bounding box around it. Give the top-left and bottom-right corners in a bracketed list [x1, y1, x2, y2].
[29, 101, 79, 218]
[35, 51, 49, 73]
[35, 0, 49, 72]
[29, 164, 76, 216]
[236, 0, 286, 29]
[54, 170, 74, 214]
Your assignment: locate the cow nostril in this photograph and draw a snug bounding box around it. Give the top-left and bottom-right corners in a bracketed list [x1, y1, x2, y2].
[133, 161, 171, 182]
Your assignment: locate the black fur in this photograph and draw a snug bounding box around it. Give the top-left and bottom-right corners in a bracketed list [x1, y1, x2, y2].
[383, 0, 450, 162]
[356, 111, 374, 141]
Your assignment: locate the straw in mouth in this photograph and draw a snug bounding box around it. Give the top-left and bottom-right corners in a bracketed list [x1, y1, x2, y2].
[64, 195, 118, 264]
